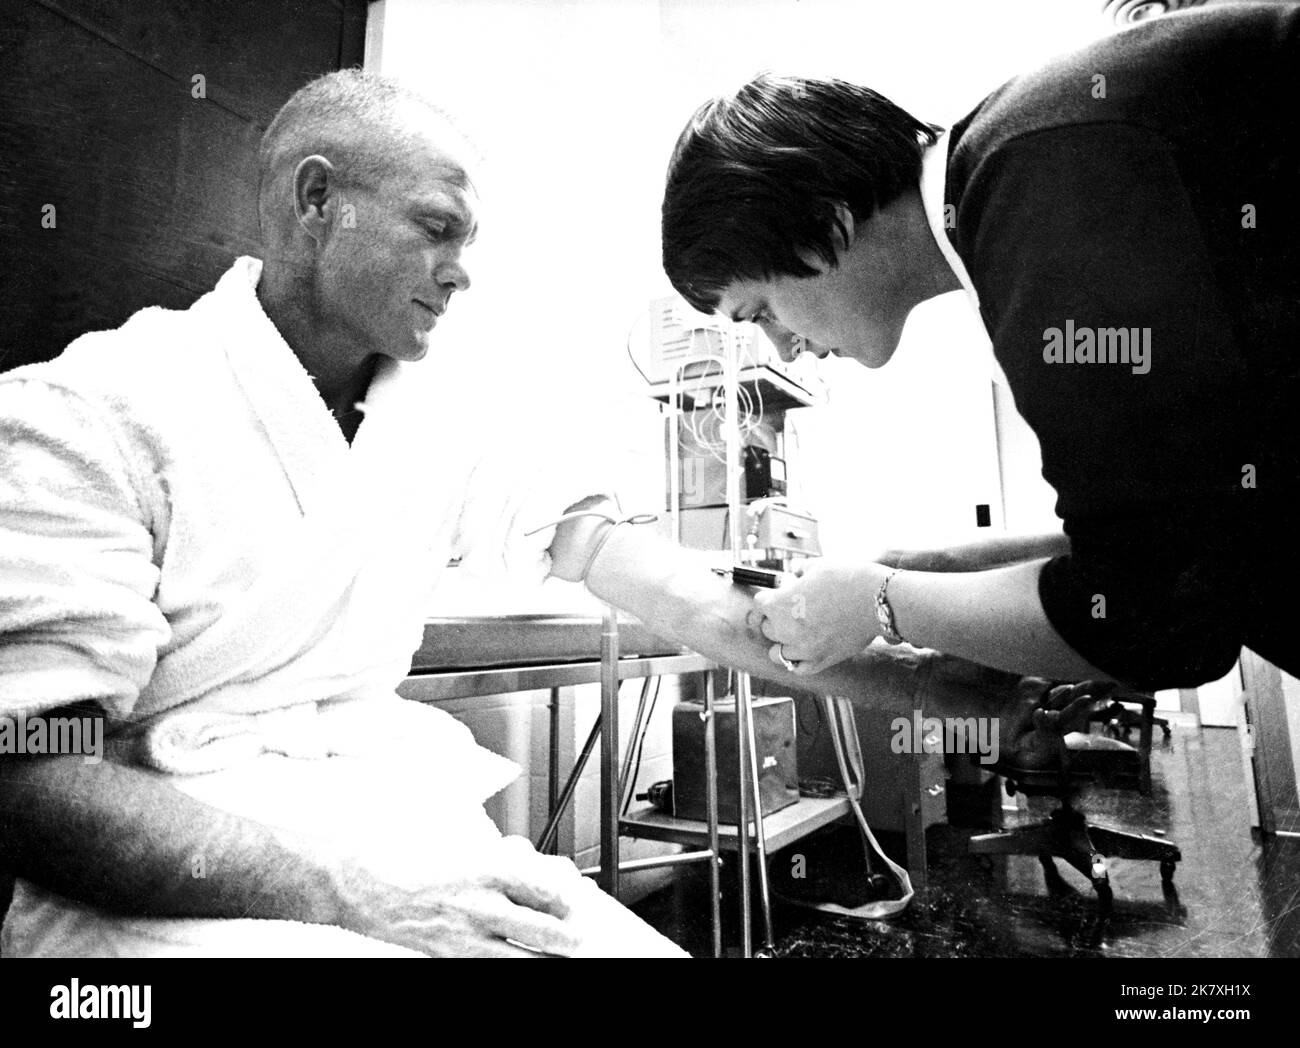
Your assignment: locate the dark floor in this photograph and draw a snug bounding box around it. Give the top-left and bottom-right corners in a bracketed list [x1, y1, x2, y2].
[632, 724, 1300, 958]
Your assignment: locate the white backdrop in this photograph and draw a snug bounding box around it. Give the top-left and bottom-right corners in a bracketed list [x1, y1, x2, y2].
[370, 0, 1117, 559]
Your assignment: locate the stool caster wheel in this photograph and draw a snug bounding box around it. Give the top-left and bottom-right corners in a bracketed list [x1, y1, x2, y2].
[866, 873, 891, 895]
[1160, 859, 1177, 885]
[753, 946, 776, 959]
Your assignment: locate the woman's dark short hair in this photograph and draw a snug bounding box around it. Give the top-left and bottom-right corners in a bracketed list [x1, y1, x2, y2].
[662, 73, 940, 313]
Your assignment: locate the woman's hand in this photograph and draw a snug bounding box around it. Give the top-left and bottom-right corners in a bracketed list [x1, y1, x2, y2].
[749, 559, 885, 676]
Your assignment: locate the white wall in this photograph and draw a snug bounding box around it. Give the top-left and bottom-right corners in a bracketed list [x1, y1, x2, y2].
[373, 0, 1116, 557]
[786, 293, 1007, 557]
[993, 381, 1063, 535]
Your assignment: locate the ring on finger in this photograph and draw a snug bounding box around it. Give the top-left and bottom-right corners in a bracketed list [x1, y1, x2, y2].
[772, 643, 798, 672]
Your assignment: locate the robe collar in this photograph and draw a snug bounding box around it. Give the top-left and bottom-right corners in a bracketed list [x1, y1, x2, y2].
[196, 256, 409, 517]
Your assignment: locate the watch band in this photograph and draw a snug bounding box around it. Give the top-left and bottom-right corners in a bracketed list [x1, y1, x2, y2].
[875, 568, 905, 644]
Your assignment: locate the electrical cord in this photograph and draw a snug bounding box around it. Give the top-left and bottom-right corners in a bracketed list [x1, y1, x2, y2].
[625, 309, 652, 385]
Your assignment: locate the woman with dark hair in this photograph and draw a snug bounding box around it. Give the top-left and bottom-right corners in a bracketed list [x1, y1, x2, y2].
[660, 4, 1300, 691]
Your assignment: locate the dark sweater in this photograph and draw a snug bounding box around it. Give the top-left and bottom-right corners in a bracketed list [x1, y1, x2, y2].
[945, 4, 1300, 688]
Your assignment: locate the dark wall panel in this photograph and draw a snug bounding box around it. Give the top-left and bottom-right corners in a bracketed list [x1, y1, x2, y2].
[0, 0, 370, 370]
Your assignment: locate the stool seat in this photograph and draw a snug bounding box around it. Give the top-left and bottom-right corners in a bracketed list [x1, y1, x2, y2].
[990, 733, 1142, 794]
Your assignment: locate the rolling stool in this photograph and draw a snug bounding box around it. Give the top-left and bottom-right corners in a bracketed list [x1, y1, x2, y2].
[968, 695, 1180, 916]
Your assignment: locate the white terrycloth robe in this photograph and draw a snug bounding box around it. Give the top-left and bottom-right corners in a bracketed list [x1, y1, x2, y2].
[0, 257, 684, 958]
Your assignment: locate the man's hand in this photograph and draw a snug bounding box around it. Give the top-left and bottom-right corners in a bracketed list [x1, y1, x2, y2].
[749, 559, 885, 676]
[339, 835, 588, 957]
[0, 754, 597, 957]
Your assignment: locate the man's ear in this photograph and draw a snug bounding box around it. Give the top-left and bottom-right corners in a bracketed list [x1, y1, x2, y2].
[293, 154, 338, 246]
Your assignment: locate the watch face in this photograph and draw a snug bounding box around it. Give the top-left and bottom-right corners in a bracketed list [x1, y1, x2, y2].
[876, 586, 900, 642]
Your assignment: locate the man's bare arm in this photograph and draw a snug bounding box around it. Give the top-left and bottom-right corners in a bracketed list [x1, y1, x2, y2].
[0, 753, 344, 924]
[0, 752, 583, 956]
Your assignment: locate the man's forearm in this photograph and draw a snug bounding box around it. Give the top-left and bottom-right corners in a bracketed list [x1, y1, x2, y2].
[0, 753, 347, 926]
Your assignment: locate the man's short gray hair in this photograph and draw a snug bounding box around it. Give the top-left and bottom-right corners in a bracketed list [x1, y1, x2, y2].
[258, 69, 471, 219]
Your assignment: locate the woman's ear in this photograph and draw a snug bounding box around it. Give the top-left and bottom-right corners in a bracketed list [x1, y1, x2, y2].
[832, 203, 856, 250]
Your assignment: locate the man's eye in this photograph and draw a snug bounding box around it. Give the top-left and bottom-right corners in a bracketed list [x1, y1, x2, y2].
[420, 222, 446, 239]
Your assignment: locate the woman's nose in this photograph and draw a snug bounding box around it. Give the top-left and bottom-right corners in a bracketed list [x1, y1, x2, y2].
[757, 320, 803, 363]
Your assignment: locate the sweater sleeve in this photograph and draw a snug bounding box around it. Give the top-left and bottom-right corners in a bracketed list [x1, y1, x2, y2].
[958, 123, 1253, 687]
[0, 378, 172, 719]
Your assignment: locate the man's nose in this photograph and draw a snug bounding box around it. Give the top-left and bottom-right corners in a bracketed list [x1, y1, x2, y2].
[435, 255, 471, 293]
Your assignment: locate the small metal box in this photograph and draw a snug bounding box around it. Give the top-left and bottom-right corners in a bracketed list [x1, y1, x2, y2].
[672, 696, 799, 824]
[752, 504, 822, 558]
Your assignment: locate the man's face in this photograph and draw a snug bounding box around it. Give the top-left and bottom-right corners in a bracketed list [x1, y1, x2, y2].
[312, 128, 477, 366]
[714, 207, 912, 370]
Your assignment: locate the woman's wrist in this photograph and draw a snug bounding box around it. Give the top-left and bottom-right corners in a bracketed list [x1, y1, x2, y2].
[870, 563, 908, 645]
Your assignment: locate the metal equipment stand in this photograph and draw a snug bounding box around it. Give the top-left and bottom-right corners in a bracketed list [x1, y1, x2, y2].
[533, 611, 724, 957]
[547, 323, 778, 957]
[721, 336, 776, 956]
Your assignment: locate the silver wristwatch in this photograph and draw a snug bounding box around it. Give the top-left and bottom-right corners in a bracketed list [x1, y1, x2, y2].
[875, 569, 905, 644]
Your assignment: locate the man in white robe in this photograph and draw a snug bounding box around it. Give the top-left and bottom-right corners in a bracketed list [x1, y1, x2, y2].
[0, 70, 688, 958]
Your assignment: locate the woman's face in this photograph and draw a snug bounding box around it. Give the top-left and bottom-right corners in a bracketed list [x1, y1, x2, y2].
[714, 199, 919, 369]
